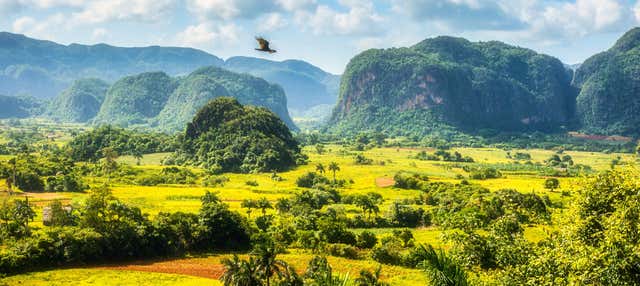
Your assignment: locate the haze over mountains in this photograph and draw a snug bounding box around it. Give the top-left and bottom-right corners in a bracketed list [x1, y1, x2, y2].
[0, 32, 339, 120]
[1, 28, 640, 137]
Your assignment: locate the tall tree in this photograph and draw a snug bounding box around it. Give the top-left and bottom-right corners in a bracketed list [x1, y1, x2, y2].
[328, 162, 340, 183]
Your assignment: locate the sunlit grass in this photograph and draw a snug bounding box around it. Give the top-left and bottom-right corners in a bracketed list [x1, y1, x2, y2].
[0, 269, 219, 286]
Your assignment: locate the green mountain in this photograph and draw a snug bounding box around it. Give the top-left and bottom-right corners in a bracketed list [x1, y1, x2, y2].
[93, 72, 177, 126]
[223, 57, 339, 112]
[0, 95, 42, 119]
[329, 36, 576, 136]
[0, 32, 222, 98]
[156, 66, 295, 132]
[573, 28, 640, 136]
[47, 78, 109, 123]
[166, 97, 303, 173]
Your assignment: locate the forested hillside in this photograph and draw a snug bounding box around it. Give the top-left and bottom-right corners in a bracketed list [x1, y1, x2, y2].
[573, 28, 640, 136]
[47, 78, 109, 123]
[93, 72, 177, 126]
[0, 94, 43, 119]
[166, 97, 305, 173]
[155, 66, 295, 132]
[0, 32, 222, 98]
[329, 36, 577, 136]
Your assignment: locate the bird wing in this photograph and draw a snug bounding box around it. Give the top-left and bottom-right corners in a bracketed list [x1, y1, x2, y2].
[256, 37, 269, 50]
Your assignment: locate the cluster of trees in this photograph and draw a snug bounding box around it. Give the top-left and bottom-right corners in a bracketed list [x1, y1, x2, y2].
[0, 188, 251, 274]
[67, 125, 176, 162]
[166, 98, 307, 174]
[414, 150, 474, 162]
[0, 151, 87, 193]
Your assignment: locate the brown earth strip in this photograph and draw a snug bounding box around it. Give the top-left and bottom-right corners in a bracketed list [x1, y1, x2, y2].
[375, 177, 395, 187]
[98, 258, 225, 280]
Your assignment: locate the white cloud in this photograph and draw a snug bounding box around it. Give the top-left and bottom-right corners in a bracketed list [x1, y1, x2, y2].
[276, 0, 315, 11]
[258, 13, 288, 32]
[12, 16, 36, 33]
[92, 28, 108, 40]
[296, 0, 384, 36]
[176, 22, 241, 50]
[71, 0, 175, 25]
[187, 0, 279, 20]
[634, 0, 640, 22]
[531, 0, 627, 38]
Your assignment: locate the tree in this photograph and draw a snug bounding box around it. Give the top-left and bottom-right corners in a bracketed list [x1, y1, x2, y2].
[328, 162, 340, 183]
[355, 195, 380, 219]
[316, 163, 326, 174]
[275, 198, 291, 214]
[355, 265, 388, 286]
[242, 199, 258, 219]
[543, 178, 560, 192]
[418, 244, 468, 286]
[221, 255, 262, 286]
[101, 147, 118, 185]
[315, 144, 325, 155]
[12, 197, 35, 236]
[256, 198, 273, 216]
[132, 149, 143, 166]
[252, 239, 288, 286]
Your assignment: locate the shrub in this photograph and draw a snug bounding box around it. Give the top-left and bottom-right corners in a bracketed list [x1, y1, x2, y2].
[356, 231, 378, 249]
[325, 243, 359, 259]
[296, 172, 330, 188]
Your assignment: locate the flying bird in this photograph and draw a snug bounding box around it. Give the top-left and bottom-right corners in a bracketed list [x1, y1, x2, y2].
[255, 37, 277, 53]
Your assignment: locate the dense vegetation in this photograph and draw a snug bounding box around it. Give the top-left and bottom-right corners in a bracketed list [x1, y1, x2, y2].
[47, 78, 109, 123]
[329, 36, 577, 137]
[93, 72, 177, 126]
[165, 97, 305, 173]
[0, 95, 43, 119]
[573, 28, 640, 136]
[67, 125, 176, 162]
[0, 32, 222, 99]
[223, 56, 339, 112]
[155, 66, 296, 132]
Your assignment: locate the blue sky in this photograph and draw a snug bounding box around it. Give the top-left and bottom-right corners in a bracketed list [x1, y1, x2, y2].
[1, 0, 639, 74]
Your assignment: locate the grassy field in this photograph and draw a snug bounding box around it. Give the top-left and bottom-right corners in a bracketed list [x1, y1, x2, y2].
[1, 143, 637, 285]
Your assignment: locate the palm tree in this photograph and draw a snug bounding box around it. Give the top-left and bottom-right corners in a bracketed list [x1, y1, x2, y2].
[252, 240, 288, 286]
[355, 265, 387, 286]
[101, 147, 118, 185]
[316, 163, 326, 174]
[417, 244, 468, 286]
[328, 162, 340, 183]
[242, 199, 258, 219]
[256, 197, 273, 216]
[222, 255, 262, 286]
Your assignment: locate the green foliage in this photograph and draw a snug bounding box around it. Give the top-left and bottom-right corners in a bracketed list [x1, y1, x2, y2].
[330, 36, 576, 136]
[543, 178, 560, 191]
[0, 94, 43, 119]
[414, 150, 474, 162]
[155, 66, 296, 132]
[574, 28, 640, 136]
[48, 78, 109, 123]
[394, 171, 429, 189]
[417, 244, 469, 286]
[93, 72, 177, 126]
[67, 125, 175, 162]
[167, 97, 304, 173]
[356, 231, 378, 249]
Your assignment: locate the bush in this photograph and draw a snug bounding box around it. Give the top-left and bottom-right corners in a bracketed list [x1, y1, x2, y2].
[371, 239, 403, 265]
[356, 231, 378, 249]
[245, 180, 259, 186]
[45, 174, 87, 192]
[296, 172, 330, 188]
[202, 175, 229, 187]
[394, 171, 429, 189]
[469, 167, 502, 180]
[325, 243, 359, 259]
[15, 171, 44, 192]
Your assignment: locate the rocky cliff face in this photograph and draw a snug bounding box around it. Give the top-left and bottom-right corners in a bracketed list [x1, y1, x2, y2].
[329, 37, 576, 136]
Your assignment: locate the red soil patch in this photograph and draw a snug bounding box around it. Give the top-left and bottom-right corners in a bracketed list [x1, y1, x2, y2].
[375, 177, 395, 187]
[98, 258, 225, 280]
[568, 132, 633, 142]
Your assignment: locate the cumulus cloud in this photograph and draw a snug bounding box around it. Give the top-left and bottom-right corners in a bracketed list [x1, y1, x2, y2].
[635, 0, 640, 22]
[296, 0, 385, 36]
[11, 13, 66, 39]
[392, 0, 527, 30]
[187, 0, 280, 20]
[258, 13, 288, 32]
[12, 16, 36, 33]
[176, 22, 241, 50]
[71, 0, 175, 25]
[92, 28, 109, 40]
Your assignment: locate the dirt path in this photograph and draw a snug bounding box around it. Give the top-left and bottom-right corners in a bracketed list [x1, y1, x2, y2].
[97, 258, 225, 280]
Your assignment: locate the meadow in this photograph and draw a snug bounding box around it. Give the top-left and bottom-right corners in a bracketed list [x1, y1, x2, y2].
[1, 131, 636, 285]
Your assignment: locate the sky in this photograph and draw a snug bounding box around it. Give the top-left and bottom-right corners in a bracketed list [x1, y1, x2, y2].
[1, 0, 639, 74]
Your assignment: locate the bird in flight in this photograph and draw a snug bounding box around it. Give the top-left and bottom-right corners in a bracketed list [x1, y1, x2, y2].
[255, 37, 277, 53]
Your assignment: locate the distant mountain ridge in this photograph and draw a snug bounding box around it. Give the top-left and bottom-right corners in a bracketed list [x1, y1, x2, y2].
[0, 32, 222, 98]
[0, 32, 338, 114]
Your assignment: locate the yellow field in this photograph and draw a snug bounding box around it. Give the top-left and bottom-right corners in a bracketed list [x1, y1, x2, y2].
[2, 144, 636, 285]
